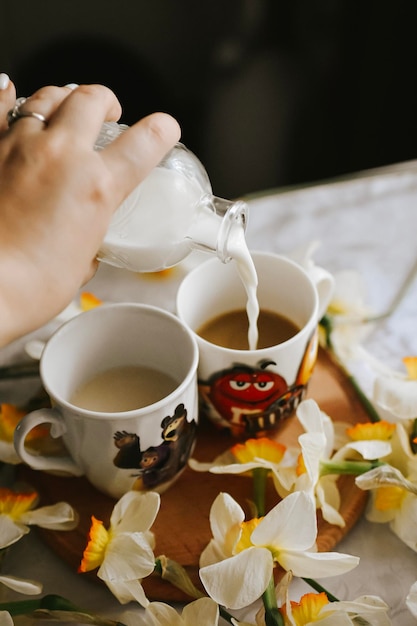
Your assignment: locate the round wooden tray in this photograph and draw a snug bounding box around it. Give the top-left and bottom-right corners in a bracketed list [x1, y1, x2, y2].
[19, 348, 368, 602]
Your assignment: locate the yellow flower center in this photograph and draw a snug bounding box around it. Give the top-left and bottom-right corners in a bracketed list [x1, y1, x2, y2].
[296, 452, 307, 476]
[234, 517, 263, 553]
[79, 516, 110, 572]
[281, 592, 329, 625]
[403, 356, 417, 380]
[231, 438, 286, 464]
[327, 299, 348, 316]
[375, 486, 406, 511]
[346, 420, 395, 441]
[0, 488, 38, 519]
[79, 291, 103, 311]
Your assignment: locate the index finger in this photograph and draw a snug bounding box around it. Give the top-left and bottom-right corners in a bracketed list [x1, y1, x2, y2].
[98, 112, 181, 203]
[47, 83, 122, 143]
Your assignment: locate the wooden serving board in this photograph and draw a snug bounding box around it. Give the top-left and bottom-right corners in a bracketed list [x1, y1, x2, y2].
[19, 348, 369, 602]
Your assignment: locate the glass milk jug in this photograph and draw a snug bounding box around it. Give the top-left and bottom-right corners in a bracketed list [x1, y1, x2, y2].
[95, 122, 248, 272]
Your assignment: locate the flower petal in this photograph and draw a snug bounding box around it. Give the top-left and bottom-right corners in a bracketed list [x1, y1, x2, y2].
[182, 597, 219, 625]
[209, 492, 245, 548]
[98, 532, 156, 582]
[105, 578, 150, 606]
[0, 574, 42, 595]
[0, 516, 28, 549]
[0, 612, 14, 626]
[252, 491, 317, 551]
[146, 601, 183, 626]
[110, 491, 160, 533]
[199, 548, 273, 609]
[278, 549, 359, 578]
[21, 502, 78, 530]
[406, 581, 417, 618]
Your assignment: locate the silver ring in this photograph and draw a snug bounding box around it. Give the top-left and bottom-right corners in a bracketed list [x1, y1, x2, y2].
[7, 97, 47, 127]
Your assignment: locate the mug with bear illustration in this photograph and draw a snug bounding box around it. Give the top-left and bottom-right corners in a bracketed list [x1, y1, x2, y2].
[14, 303, 199, 499]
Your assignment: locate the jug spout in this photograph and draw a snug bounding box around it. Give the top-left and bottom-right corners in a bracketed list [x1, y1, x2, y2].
[186, 194, 248, 263]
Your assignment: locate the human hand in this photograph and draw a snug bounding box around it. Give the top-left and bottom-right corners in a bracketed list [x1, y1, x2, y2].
[0, 77, 180, 346]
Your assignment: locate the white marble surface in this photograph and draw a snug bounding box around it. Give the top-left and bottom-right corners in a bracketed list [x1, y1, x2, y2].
[2, 161, 417, 624]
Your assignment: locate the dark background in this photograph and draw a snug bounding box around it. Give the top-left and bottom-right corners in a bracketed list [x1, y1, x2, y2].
[2, 0, 417, 199]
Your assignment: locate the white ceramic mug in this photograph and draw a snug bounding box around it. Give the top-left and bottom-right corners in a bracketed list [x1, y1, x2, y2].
[176, 251, 334, 438]
[14, 303, 199, 498]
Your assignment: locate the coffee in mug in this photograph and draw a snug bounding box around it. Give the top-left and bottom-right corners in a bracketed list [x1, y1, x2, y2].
[177, 251, 334, 438]
[14, 303, 199, 498]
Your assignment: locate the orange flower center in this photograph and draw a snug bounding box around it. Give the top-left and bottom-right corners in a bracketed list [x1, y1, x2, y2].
[346, 420, 395, 441]
[0, 488, 38, 518]
[231, 438, 286, 465]
[79, 516, 109, 573]
[280, 592, 329, 625]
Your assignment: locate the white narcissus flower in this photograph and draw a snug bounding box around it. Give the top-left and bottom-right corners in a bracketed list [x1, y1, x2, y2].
[144, 598, 219, 625]
[190, 437, 297, 497]
[79, 490, 160, 606]
[0, 487, 78, 549]
[276, 570, 391, 625]
[356, 464, 417, 551]
[199, 491, 359, 610]
[283, 592, 391, 625]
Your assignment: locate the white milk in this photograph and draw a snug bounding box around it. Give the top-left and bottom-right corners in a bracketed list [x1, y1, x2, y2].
[101, 167, 203, 271]
[227, 219, 260, 350]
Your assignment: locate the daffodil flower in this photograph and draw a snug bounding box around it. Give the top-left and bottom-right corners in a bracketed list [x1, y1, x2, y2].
[190, 438, 297, 510]
[276, 570, 391, 626]
[0, 487, 78, 549]
[199, 491, 359, 610]
[294, 400, 386, 527]
[142, 597, 219, 626]
[280, 591, 391, 625]
[79, 490, 160, 606]
[355, 464, 417, 551]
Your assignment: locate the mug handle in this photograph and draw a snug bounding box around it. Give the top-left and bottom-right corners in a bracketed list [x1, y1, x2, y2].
[307, 265, 335, 321]
[14, 408, 84, 476]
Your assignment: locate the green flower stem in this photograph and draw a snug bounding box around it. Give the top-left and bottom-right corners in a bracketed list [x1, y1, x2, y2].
[0, 595, 126, 625]
[320, 459, 385, 477]
[0, 595, 80, 616]
[262, 576, 284, 626]
[302, 578, 339, 602]
[252, 467, 269, 517]
[345, 373, 381, 423]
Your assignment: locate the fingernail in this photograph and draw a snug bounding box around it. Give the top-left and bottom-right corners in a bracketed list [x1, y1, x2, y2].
[0, 73, 10, 90]
[64, 83, 79, 90]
